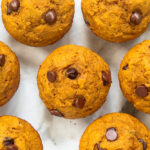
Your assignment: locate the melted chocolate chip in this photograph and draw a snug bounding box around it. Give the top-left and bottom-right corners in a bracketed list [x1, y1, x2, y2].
[3, 137, 14, 146]
[6, 144, 18, 150]
[7, 0, 20, 15]
[106, 128, 118, 141]
[139, 139, 147, 150]
[130, 11, 142, 25]
[66, 68, 78, 80]
[50, 109, 64, 117]
[102, 71, 111, 86]
[47, 71, 57, 82]
[44, 9, 57, 25]
[0, 54, 5, 67]
[122, 64, 128, 70]
[136, 85, 148, 98]
[73, 95, 86, 109]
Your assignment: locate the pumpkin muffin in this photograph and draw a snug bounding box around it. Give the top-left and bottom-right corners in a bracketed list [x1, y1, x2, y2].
[82, 0, 150, 42]
[0, 116, 43, 150]
[80, 113, 150, 150]
[119, 40, 150, 114]
[0, 42, 20, 106]
[37, 45, 111, 119]
[1, 0, 75, 47]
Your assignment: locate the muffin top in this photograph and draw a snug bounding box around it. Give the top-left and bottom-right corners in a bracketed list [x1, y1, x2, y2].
[37, 45, 111, 119]
[0, 116, 43, 150]
[82, 0, 150, 42]
[1, 0, 74, 46]
[80, 113, 150, 150]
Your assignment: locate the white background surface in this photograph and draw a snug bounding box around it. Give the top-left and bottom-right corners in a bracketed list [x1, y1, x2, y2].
[0, 0, 150, 149]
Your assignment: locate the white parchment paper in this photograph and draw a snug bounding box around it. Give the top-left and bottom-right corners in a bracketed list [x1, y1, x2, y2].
[0, 0, 150, 150]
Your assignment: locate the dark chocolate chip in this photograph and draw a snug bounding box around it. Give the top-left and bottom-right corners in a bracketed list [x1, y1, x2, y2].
[7, 0, 20, 15]
[66, 68, 78, 80]
[44, 9, 57, 25]
[102, 71, 111, 86]
[94, 143, 104, 150]
[73, 95, 86, 109]
[3, 137, 14, 146]
[84, 18, 90, 26]
[122, 64, 128, 70]
[106, 128, 118, 141]
[136, 85, 148, 98]
[139, 139, 147, 150]
[130, 11, 142, 25]
[6, 144, 18, 150]
[50, 109, 64, 117]
[47, 71, 57, 82]
[0, 54, 5, 67]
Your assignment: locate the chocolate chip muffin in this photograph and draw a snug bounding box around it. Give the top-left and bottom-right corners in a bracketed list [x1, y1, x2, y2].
[37, 45, 111, 119]
[0, 42, 20, 106]
[119, 40, 150, 114]
[1, 0, 74, 47]
[80, 113, 150, 150]
[82, 0, 150, 43]
[0, 116, 43, 150]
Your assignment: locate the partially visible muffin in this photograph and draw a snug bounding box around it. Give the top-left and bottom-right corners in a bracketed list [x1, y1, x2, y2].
[80, 113, 150, 150]
[0, 42, 20, 106]
[119, 40, 150, 114]
[1, 0, 75, 46]
[37, 45, 111, 119]
[0, 116, 43, 150]
[82, 0, 150, 42]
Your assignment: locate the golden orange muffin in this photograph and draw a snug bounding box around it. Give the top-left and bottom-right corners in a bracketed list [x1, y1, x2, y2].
[0, 42, 20, 106]
[119, 40, 150, 114]
[1, 0, 74, 47]
[82, 0, 150, 43]
[37, 45, 111, 119]
[80, 113, 150, 150]
[0, 116, 43, 150]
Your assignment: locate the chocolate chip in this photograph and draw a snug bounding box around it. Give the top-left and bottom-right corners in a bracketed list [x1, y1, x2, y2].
[106, 128, 118, 141]
[7, 0, 20, 15]
[47, 71, 56, 82]
[102, 71, 111, 86]
[0, 54, 5, 67]
[139, 139, 147, 150]
[73, 95, 86, 109]
[6, 144, 18, 150]
[50, 109, 64, 117]
[130, 11, 142, 25]
[136, 85, 148, 98]
[122, 64, 128, 70]
[3, 137, 14, 146]
[66, 68, 78, 80]
[94, 143, 104, 150]
[84, 18, 90, 26]
[44, 9, 57, 25]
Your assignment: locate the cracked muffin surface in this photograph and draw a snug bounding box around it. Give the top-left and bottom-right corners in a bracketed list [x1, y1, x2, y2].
[1, 0, 74, 47]
[0, 42, 20, 106]
[119, 40, 150, 114]
[80, 113, 150, 150]
[37, 45, 111, 119]
[82, 0, 150, 42]
[0, 116, 43, 150]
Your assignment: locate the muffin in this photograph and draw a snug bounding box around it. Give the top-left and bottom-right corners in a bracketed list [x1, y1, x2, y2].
[119, 40, 150, 114]
[1, 0, 75, 47]
[0, 42, 20, 106]
[80, 113, 150, 150]
[82, 0, 150, 43]
[37, 45, 111, 119]
[0, 116, 43, 150]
